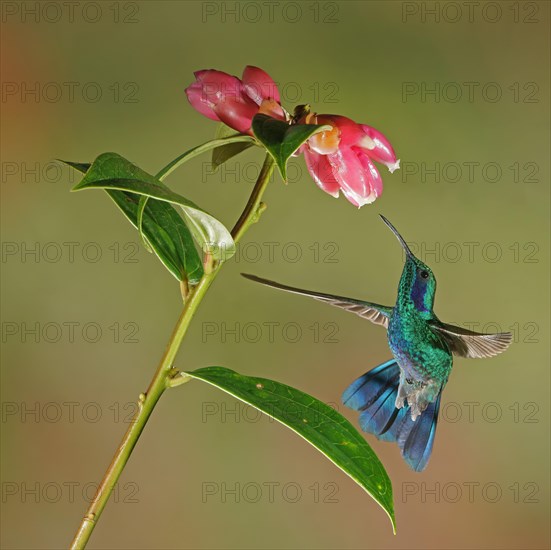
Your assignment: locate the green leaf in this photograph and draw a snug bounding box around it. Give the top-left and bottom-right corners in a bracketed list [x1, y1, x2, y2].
[60, 160, 204, 283]
[211, 124, 255, 170]
[71, 152, 235, 261]
[109, 191, 204, 283]
[62, 160, 91, 173]
[251, 114, 331, 181]
[136, 195, 154, 253]
[185, 366, 396, 532]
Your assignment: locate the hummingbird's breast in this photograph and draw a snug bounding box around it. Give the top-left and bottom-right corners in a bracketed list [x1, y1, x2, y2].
[387, 310, 452, 419]
[387, 309, 452, 383]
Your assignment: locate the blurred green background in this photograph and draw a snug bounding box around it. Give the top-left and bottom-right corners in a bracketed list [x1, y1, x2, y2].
[1, 1, 549, 548]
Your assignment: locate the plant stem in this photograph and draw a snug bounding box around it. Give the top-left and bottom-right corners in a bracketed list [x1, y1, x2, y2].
[69, 273, 215, 549]
[231, 154, 274, 242]
[155, 135, 256, 181]
[70, 154, 275, 549]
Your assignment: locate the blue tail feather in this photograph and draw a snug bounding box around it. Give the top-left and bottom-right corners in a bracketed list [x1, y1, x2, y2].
[342, 360, 442, 472]
[399, 394, 441, 471]
[342, 359, 398, 411]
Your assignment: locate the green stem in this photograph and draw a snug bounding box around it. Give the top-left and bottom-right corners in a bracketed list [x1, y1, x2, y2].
[69, 154, 275, 550]
[231, 154, 275, 242]
[155, 135, 257, 181]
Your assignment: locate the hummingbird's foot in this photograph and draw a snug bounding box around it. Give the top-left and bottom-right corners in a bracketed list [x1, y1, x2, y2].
[408, 396, 429, 421]
[403, 379, 441, 422]
[395, 380, 409, 409]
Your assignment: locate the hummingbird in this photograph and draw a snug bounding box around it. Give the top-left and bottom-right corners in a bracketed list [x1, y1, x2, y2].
[242, 216, 512, 471]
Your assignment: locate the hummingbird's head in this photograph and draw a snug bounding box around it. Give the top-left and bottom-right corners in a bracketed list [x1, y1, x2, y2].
[380, 215, 436, 316]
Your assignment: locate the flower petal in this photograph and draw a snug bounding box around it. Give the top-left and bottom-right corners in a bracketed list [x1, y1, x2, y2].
[258, 98, 286, 121]
[213, 96, 258, 134]
[318, 115, 366, 148]
[303, 148, 341, 198]
[194, 69, 242, 100]
[186, 69, 243, 122]
[185, 82, 221, 121]
[307, 123, 340, 155]
[242, 65, 280, 104]
[327, 147, 377, 207]
[359, 124, 400, 172]
[356, 148, 383, 200]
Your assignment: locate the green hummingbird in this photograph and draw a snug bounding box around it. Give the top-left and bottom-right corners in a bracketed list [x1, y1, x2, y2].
[242, 215, 512, 471]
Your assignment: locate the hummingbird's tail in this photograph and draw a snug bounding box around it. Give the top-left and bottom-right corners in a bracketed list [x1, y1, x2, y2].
[342, 360, 442, 472]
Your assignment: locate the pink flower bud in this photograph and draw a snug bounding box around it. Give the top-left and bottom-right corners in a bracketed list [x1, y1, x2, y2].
[185, 66, 284, 134]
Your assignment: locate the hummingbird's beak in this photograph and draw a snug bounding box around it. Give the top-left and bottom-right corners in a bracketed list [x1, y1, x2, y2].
[379, 215, 414, 259]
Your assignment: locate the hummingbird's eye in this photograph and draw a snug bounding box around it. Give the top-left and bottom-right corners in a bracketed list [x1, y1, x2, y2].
[420, 270, 429, 279]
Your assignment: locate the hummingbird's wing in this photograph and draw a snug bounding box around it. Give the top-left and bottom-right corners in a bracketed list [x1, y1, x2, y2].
[242, 273, 392, 328]
[430, 321, 512, 359]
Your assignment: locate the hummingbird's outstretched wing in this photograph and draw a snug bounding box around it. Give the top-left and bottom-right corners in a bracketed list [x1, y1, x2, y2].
[430, 321, 512, 359]
[242, 273, 392, 328]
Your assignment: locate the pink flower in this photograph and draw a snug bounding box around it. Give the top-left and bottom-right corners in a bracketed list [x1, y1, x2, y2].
[302, 114, 399, 207]
[185, 66, 286, 134]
